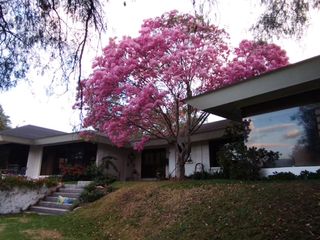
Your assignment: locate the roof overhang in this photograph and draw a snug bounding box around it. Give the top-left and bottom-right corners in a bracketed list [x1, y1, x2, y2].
[0, 135, 33, 145]
[0, 132, 112, 146]
[187, 55, 320, 121]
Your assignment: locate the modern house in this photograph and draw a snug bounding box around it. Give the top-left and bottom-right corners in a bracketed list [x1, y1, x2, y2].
[0, 120, 233, 179]
[1, 56, 319, 179]
[187, 55, 320, 176]
[0, 125, 131, 179]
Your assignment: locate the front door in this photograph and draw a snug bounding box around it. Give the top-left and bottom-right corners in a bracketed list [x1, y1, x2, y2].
[141, 148, 166, 178]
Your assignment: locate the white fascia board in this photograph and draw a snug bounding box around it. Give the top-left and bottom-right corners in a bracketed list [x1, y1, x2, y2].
[34, 133, 82, 145]
[34, 132, 113, 146]
[0, 135, 33, 145]
[187, 55, 320, 111]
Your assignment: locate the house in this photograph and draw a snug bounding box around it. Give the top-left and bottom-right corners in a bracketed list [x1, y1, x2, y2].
[187, 55, 320, 176]
[0, 120, 233, 179]
[3, 56, 318, 179]
[0, 125, 131, 179]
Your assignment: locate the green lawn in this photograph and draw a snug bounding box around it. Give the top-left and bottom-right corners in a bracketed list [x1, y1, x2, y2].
[1, 180, 320, 240]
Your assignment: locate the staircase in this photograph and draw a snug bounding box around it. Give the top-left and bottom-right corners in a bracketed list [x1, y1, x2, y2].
[28, 183, 85, 215]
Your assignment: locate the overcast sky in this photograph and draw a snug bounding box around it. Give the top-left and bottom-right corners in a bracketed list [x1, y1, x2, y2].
[0, 0, 319, 132]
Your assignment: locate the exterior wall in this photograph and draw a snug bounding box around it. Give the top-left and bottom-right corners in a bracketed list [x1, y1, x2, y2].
[260, 166, 320, 177]
[167, 145, 176, 178]
[167, 142, 210, 177]
[0, 186, 49, 214]
[96, 143, 132, 181]
[25, 146, 43, 178]
[134, 152, 142, 180]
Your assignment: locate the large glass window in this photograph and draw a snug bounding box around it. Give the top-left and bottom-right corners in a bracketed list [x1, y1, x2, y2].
[40, 142, 97, 175]
[246, 103, 320, 168]
[0, 144, 29, 174]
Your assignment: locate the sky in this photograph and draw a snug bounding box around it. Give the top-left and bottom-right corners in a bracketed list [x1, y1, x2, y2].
[247, 107, 303, 159]
[0, 0, 320, 132]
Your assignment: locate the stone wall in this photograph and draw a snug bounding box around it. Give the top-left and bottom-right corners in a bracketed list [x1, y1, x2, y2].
[0, 187, 49, 214]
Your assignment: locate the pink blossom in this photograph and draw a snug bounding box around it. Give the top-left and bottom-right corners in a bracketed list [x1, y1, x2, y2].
[75, 11, 289, 150]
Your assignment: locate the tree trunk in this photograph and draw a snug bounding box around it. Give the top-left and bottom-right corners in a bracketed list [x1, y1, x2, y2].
[175, 152, 185, 179]
[175, 141, 191, 179]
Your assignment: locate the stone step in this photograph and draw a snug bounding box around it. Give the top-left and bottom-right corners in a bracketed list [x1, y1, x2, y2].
[45, 196, 77, 203]
[38, 201, 73, 210]
[63, 184, 87, 189]
[52, 192, 81, 198]
[63, 181, 92, 188]
[58, 188, 84, 193]
[29, 206, 70, 215]
[27, 181, 87, 216]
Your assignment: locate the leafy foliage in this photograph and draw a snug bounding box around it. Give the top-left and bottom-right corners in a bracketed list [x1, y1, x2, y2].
[217, 121, 280, 180]
[0, 104, 11, 130]
[79, 178, 114, 203]
[84, 156, 119, 180]
[0, 175, 59, 190]
[0, 0, 105, 89]
[61, 156, 119, 181]
[60, 164, 86, 181]
[192, 0, 319, 40]
[77, 10, 288, 178]
[268, 169, 320, 180]
[299, 169, 320, 179]
[252, 0, 320, 40]
[292, 103, 320, 156]
[189, 170, 224, 180]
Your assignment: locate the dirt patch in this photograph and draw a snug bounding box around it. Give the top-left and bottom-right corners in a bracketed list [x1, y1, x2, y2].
[18, 216, 30, 224]
[22, 229, 63, 240]
[0, 224, 6, 233]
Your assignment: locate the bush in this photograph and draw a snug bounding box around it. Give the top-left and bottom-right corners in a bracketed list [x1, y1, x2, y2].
[217, 141, 279, 180]
[79, 180, 114, 203]
[189, 171, 225, 180]
[61, 156, 119, 181]
[268, 172, 297, 180]
[268, 170, 320, 181]
[298, 170, 320, 180]
[83, 164, 105, 181]
[0, 176, 59, 191]
[267, 169, 320, 180]
[217, 121, 280, 181]
[60, 164, 86, 181]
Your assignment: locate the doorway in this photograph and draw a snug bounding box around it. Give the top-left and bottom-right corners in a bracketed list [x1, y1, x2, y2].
[141, 148, 167, 178]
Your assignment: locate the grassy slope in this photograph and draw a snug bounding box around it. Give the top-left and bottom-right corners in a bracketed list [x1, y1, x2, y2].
[0, 180, 320, 240]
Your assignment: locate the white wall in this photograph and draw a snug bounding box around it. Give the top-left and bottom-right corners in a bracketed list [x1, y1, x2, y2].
[168, 141, 211, 177]
[96, 143, 132, 181]
[0, 187, 48, 214]
[260, 166, 320, 177]
[25, 146, 43, 178]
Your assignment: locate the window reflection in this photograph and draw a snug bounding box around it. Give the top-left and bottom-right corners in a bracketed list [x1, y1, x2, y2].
[246, 103, 320, 168]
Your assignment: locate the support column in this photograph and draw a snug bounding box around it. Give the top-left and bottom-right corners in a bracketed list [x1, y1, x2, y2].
[25, 146, 43, 178]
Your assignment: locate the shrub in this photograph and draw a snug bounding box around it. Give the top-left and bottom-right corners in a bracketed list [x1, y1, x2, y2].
[267, 170, 320, 181]
[217, 141, 279, 180]
[268, 172, 297, 180]
[0, 176, 59, 191]
[60, 164, 86, 181]
[83, 163, 105, 181]
[217, 121, 279, 180]
[79, 180, 114, 203]
[189, 171, 225, 180]
[61, 156, 119, 181]
[298, 170, 320, 180]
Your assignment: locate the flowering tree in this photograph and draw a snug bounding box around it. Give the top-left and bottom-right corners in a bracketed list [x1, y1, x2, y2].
[76, 11, 288, 179]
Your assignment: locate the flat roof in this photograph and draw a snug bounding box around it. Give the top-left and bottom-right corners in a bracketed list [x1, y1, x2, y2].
[0, 125, 66, 140]
[187, 55, 320, 120]
[0, 125, 112, 146]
